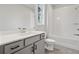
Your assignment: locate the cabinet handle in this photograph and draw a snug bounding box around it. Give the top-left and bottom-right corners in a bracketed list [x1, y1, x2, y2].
[34, 45, 37, 50]
[11, 45, 20, 50]
[41, 34, 45, 39]
[31, 46, 34, 52]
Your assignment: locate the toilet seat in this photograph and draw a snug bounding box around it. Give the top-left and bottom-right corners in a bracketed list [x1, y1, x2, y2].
[45, 39, 56, 50]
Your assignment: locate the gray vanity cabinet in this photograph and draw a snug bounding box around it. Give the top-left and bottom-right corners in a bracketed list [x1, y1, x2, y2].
[34, 39, 45, 54]
[15, 34, 44, 54]
[15, 33, 45, 54]
[15, 44, 33, 54]
[0, 33, 45, 54]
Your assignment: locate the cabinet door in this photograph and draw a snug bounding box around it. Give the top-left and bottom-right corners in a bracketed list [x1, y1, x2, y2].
[0, 46, 3, 54]
[35, 39, 45, 54]
[15, 45, 33, 54]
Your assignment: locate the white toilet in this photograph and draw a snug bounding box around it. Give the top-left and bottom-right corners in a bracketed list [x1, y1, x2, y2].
[45, 39, 56, 51]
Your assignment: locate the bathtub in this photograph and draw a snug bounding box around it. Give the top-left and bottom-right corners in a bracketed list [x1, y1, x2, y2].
[50, 35, 79, 50]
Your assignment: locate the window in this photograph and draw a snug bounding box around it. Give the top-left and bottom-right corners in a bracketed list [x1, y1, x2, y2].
[36, 4, 45, 25]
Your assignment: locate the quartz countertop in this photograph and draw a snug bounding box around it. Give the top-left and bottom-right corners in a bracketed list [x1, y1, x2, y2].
[0, 31, 45, 45]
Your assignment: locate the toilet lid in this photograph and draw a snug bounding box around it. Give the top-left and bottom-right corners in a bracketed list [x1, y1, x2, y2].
[45, 39, 56, 42]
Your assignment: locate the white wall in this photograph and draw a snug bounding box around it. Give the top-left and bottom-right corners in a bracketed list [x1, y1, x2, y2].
[0, 5, 34, 33]
[46, 5, 54, 37]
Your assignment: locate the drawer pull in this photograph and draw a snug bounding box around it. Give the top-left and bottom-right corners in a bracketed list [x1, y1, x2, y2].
[41, 34, 45, 39]
[32, 46, 34, 53]
[34, 45, 37, 50]
[11, 45, 20, 50]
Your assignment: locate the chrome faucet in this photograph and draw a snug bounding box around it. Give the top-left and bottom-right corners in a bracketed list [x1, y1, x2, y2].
[18, 28, 26, 33]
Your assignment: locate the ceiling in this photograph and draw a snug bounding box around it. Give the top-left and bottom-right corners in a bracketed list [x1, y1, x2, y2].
[52, 4, 78, 9]
[23, 4, 79, 10]
[23, 4, 35, 10]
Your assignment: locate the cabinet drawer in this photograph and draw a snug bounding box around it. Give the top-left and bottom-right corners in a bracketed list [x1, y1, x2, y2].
[5, 40, 24, 54]
[25, 35, 40, 46]
[15, 44, 33, 54]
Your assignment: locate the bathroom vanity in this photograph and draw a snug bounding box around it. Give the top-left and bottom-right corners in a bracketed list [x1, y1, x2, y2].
[0, 31, 45, 54]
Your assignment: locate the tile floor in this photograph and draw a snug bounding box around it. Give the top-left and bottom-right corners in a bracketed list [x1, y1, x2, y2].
[45, 44, 79, 54]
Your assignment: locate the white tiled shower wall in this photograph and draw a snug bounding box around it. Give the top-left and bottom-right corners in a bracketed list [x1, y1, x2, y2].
[47, 5, 79, 38]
